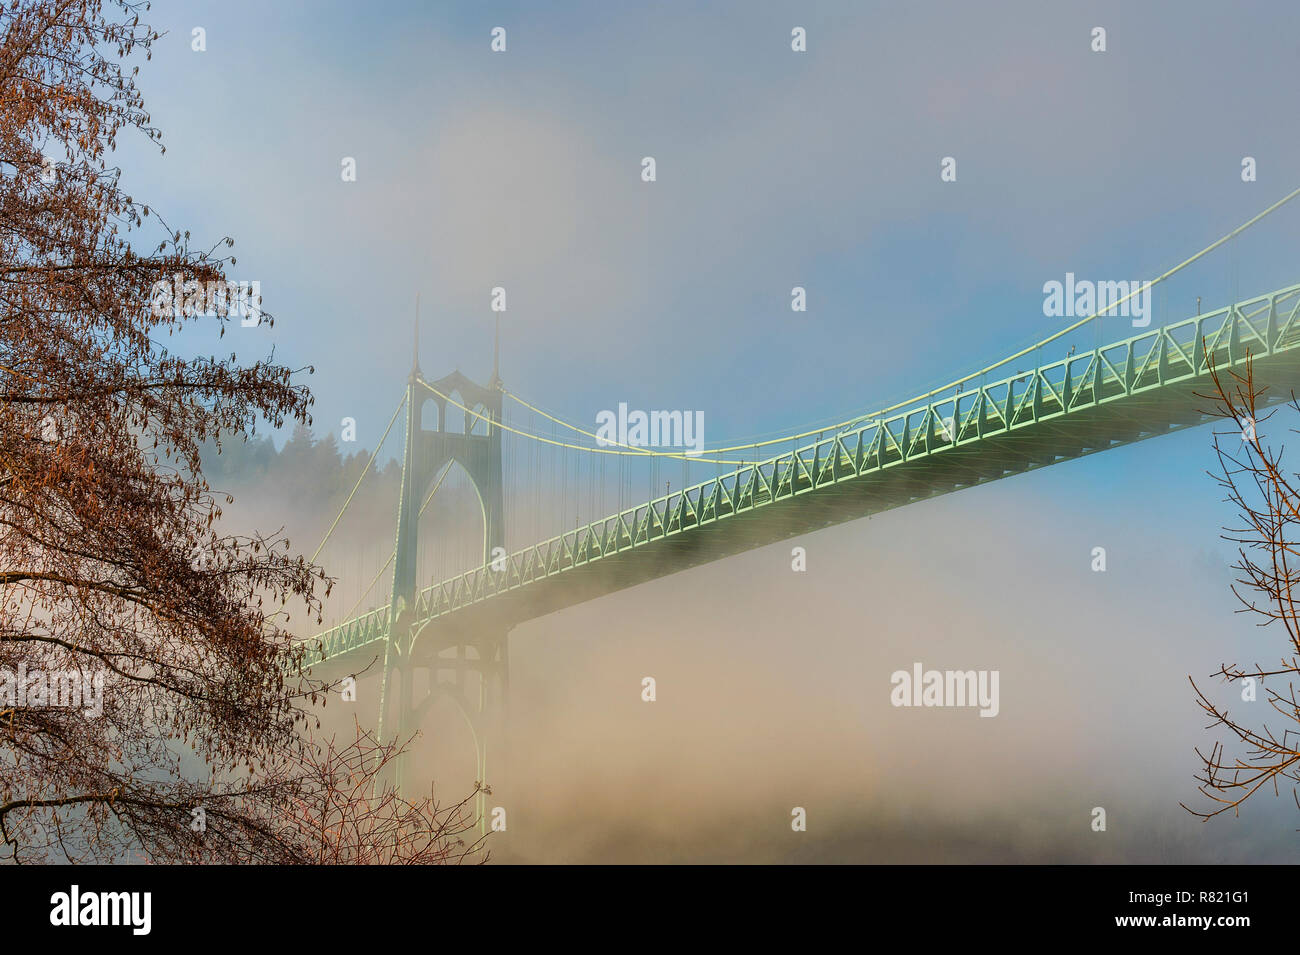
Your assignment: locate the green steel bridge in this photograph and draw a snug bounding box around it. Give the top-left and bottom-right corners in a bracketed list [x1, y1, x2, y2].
[304, 282, 1300, 799]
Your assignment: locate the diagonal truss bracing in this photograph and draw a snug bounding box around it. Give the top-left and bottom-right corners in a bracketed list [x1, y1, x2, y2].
[309, 284, 1300, 665]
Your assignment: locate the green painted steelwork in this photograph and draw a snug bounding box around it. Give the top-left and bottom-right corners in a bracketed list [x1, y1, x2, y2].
[372, 352, 508, 795]
[308, 284, 1300, 668]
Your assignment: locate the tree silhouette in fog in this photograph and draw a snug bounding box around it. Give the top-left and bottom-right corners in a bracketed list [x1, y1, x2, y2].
[1188, 356, 1300, 824]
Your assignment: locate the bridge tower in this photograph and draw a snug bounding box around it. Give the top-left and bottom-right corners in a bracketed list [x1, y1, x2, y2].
[377, 320, 509, 819]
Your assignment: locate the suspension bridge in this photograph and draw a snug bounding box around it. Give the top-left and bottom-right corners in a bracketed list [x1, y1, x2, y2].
[302, 280, 1300, 794]
[298, 190, 1300, 805]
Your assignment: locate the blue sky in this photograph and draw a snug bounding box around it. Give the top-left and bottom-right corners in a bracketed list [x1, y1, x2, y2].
[115, 1, 1300, 860]
[123, 0, 1300, 459]
[118, 0, 1300, 578]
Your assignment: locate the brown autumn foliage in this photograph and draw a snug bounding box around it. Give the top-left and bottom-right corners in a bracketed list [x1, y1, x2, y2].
[0, 0, 480, 862]
[1187, 355, 1300, 822]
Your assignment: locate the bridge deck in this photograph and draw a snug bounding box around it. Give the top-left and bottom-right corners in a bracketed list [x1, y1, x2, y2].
[308, 285, 1300, 668]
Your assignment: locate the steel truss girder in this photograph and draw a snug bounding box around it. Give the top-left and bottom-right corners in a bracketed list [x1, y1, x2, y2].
[309, 284, 1300, 666]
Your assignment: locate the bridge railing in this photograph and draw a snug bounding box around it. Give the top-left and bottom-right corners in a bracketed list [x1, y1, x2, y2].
[305, 283, 1300, 664]
[310, 603, 390, 664]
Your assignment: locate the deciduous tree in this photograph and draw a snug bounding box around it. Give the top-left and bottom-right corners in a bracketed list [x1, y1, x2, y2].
[1187, 356, 1300, 823]
[0, 0, 476, 863]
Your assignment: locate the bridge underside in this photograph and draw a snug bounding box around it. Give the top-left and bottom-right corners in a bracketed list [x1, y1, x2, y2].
[408, 350, 1300, 665]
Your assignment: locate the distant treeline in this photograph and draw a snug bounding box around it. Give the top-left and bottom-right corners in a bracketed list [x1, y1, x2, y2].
[198, 425, 494, 595]
[200, 424, 398, 493]
[197, 425, 405, 549]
